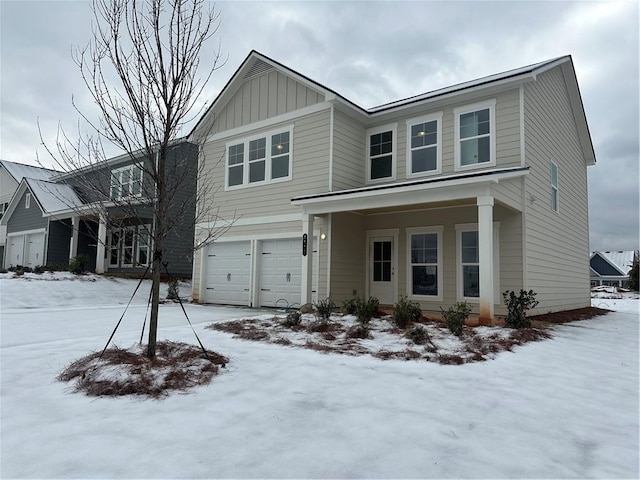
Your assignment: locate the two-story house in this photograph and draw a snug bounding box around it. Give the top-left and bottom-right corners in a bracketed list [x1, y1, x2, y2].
[1, 140, 198, 277]
[190, 51, 595, 323]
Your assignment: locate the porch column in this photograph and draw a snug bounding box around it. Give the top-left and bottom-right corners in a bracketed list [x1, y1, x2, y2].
[69, 216, 79, 260]
[301, 213, 314, 306]
[95, 212, 107, 274]
[477, 196, 494, 325]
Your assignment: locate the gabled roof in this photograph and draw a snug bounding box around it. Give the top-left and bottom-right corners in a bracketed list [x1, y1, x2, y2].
[190, 51, 596, 165]
[590, 251, 637, 276]
[0, 159, 60, 183]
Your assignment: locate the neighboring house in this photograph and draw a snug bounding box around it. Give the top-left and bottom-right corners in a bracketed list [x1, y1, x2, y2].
[1, 140, 199, 277]
[590, 250, 638, 287]
[0, 160, 60, 262]
[189, 51, 596, 323]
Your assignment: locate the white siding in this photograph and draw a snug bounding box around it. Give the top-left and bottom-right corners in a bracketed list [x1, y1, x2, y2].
[331, 110, 366, 191]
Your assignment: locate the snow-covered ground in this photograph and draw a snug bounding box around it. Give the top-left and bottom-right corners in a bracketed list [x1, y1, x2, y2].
[1, 273, 638, 479]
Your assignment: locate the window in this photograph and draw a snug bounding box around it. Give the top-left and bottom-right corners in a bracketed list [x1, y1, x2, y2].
[454, 99, 496, 170]
[108, 224, 151, 268]
[0, 201, 8, 219]
[456, 223, 500, 302]
[25, 193, 31, 209]
[406, 113, 442, 177]
[226, 127, 292, 189]
[551, 161, 559, 212]
[407, 226, 443, 300]
[110, 164, 143, 200]
[367, 123, 397, 182]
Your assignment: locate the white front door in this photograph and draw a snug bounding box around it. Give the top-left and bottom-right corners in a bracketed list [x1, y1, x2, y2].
[369, 236, 394, 304]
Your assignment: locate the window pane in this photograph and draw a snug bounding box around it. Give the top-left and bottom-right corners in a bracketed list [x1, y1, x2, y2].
[249, 160, 265, 183]
[477, 136, 490, 163]
[382, 262, 391, 281]
[272, 155, 289, 179]
[460, 112, 477, 139]
[371, 155, 392, 179]
[412, 266, 438, 296]
[374, 261, 382, 281]
[461, 137, 491, 166]
[551, 163, 558, 187]
[476, 109, 490, 135]
[229, 144, 244, 165]
[412, 147, 437, 173]
[228, 165, 243, 186]
[370, 131, 393, 156]
[382, 241, 391, 261]
[461, 231, 478, 263]
[271, 132, 290, 156]
[463, 265, 480, 297]
[551, 188, 558, 212]
[249, 138, 266, 161]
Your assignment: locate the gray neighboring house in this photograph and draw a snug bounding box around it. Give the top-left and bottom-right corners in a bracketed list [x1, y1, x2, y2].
[1, 140, 199, 277]
[590, 250, 638, 288]
[190, 51, 596, 323]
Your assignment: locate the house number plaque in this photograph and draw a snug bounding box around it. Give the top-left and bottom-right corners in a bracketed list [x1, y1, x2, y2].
[302, 233, 308, 256]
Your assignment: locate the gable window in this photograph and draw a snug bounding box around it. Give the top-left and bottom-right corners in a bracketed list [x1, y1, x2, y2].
[226, 127, 292, 189]
[551, 161, 559, 212]
[367, 123, 397, 183]
[25, 193, 31, 209]
[0, 201, 8, 219]
[406, 113, 443, 177]
[110, 164, 143, 200]
[454, 99, 496, 171]
[456, 223, 500, 302]
[407, 226, 443, 300]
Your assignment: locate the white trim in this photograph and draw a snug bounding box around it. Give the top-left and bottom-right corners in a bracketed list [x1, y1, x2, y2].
[365, 228, 399, 303]
[455, 222, 500, 304]
[196, 213, 301, 230]
[7, 228, 46, 237]
[25, 192, 31, 209]
[454, 99, 497, 172]
[405, 225, 444, 302]
[110, 164, 143, 200]
[405, 112, 443, 178]
[550, 161, 559, 213]
[328, 104, 335, 192]
[519, 85, 525, 168]
[208, 102, 330, 142]
[366, 122, 398, 184]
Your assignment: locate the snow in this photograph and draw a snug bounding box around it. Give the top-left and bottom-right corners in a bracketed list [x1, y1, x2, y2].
[1, 273, 638, 479]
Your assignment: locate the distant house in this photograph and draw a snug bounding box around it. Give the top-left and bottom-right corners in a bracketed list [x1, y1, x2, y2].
[590, 251, 638, 288]
[188, 51, 596, 322]
[1, 140, 199, 277]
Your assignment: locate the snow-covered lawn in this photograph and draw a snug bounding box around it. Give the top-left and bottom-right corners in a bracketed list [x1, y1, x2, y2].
[1, 273, 638, 478]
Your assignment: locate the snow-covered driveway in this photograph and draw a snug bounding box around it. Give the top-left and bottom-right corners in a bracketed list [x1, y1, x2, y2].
[1, 274, 638, 478]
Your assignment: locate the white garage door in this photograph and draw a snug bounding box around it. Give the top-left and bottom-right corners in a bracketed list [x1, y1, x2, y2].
[6, 235, 25, 268]
[259, 238, 317, 308]
[204, 241, 251, 305]
[25, 232, 45, 268]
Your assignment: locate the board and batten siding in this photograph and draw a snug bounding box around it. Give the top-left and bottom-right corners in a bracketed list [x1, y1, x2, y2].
[212, 70, 324, 135]
[523, 67, 591, 312]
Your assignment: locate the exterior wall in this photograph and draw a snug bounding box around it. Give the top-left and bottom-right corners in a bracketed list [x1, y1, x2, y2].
[331, 109, 366, 191]
[0, 166, 19, 206]
[328, 212, 366, 301]
[523, 67, 591, 312]
[6, 190, 47, 234]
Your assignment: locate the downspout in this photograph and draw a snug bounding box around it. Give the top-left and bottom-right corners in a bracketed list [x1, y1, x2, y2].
[520, 84, 528, 291]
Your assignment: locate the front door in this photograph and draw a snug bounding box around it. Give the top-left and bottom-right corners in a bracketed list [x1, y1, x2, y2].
[369, 236, 394, 304]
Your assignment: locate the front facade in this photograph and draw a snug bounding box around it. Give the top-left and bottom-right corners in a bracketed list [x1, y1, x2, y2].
[590, 251, 638, 287]
[190, 51, 595, 321]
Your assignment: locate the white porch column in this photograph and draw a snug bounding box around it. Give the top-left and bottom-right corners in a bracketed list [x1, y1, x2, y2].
[69, 216, 79, 260]
[477, 196, 494, 324]
[301, 213, 314, 306]
[95, 212, 107, 274]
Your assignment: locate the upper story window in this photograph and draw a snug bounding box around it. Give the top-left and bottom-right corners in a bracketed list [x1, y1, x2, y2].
[454, 99, 496, 171]
[406, 113, 443, 177]
[226, 126, 292, 189]
[0, 201, 8, 219]
[367, 123, 397, 183]
[550, 161, 559, 213]
[110, 164, 143, 200]
[25, 193, 31, 209]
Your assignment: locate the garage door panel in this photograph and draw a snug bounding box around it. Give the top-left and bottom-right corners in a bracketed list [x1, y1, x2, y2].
[205, 241, 251, 306]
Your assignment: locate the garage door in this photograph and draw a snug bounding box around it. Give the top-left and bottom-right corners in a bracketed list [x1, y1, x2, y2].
[204, 241, 251, 305]
[259, 238, 317, 308]
[25, 232, 45, 268]
[6, 235, 25, 268]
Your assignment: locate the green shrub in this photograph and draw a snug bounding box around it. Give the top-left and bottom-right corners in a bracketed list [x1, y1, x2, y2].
[68, 254, 88, 275]
[393, 295, 422, 329]
[503, 289, 539, 329]
[282, 311, 302, 327]
[167, 278, 180, 300]
[405, 324, 428, 344]
[354, 296, 379, 325]
[346, 324, 371, 339]
[441, 302, 471, 337]
[315, 297, 336, 321]
[342, 296, 358, 315]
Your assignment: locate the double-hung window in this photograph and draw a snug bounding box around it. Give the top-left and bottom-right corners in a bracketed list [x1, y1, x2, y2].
[550, 161, 559, 212]
[407, 226, 443, 300]
[111, 164, 143, 200]
[108, 224, 152, 268]
[367, 123, 397, 183]
[406, 113, 442, 177]
[456, 223, 500, 302]
[226, 127, 292, 189]
[454, 99, 496, 170]
[0, 201, 8, 219]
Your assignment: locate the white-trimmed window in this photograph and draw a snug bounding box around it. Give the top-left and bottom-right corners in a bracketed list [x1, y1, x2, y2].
[406, 113, 442, 177]
[551, 161, 559, 213]
[455, 223, 500, 302]
[110, 164, 143, 200]
[367, 123, 397, 183]
[25, 193, 31, 209]
[226, 126, 292, 189]
[108, 224, 152, 268]
[454, 99, 496, 171]
[406, 226, 443, 300]
[0, 201, 8, 219]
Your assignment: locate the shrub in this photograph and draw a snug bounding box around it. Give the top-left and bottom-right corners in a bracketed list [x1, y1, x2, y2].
[282, 311, 302, 327]
[300, 303, 314, 314]
[441, 302, 471, 337]
[354, 296, 379, 325]
[393, 295, 422, 329]
[342, 296, 358, 315]
[315, 297, 336, 321]
[346, 324, 371, 339]
[33, 265, 45, 274]
[166, 278, 180, 300]
[503, 289, 539, 329]
[627, 257, 639, 291]
[68, 254, 88, 275]
[405, 324, 428, 344]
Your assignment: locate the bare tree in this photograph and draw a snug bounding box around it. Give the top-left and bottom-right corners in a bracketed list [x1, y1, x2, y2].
[39, 0, 227, 357]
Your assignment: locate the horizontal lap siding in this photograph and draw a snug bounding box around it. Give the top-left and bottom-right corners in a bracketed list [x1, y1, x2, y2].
[6, 190, 47, 233]
[329, 212, 366, 301]
[332, 110, 366, 191]
[524, 67, 590, 312]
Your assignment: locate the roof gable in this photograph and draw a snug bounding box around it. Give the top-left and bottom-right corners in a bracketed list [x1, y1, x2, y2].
[590, 252, 629, 276]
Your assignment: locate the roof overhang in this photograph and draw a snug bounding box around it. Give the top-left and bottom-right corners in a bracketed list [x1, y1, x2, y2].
[291, 166, 529, 215]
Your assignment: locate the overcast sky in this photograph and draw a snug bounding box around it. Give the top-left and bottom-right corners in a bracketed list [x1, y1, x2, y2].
[0, 0, 638, 252]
